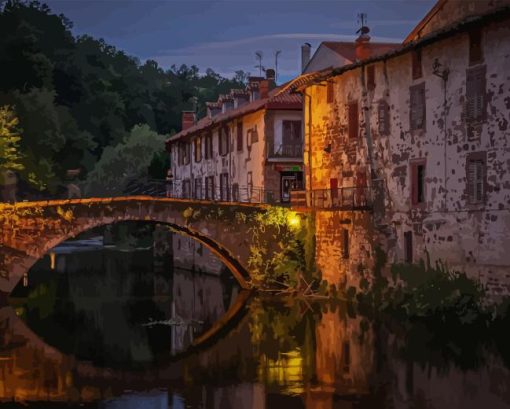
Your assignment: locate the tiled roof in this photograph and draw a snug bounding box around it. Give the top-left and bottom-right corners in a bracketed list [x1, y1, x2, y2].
[166, 85, 301, 145]
[284, 5, 510, 94]
[321, 41, 400, 62]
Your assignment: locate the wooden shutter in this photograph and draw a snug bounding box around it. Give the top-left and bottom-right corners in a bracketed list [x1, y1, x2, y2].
[466, 66, 486, 122]
[367, 65, 375, 91]
[348, 102, 359, 139]
[410, 84, 425, 130]
[378, 101, 389, 136]
[237, 122, 243, 151]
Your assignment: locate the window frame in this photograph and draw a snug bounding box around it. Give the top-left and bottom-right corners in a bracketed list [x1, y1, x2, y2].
[410, 159, 426, 207]
[378, 100, 390, 136]
[194, 136, 202, 163]
[236, 121, 243, 152]
[466, 151, 487, 205]
[469, 28, 483, 65]
[326, 81, 334, 103]
[409, 83, 426, 131]
[411, 49, 423, 80]
[366, 65, 375, 91]
[348, 101, 359, 140]
[466, 65, 486, 123]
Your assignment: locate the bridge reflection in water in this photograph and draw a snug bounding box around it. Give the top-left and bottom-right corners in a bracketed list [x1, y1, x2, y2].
[1, 223, 510, 408]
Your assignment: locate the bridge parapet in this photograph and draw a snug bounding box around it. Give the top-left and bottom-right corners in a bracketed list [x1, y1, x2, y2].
[0, 197, 313, 294]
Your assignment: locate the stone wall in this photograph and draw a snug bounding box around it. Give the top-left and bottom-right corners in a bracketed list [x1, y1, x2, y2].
[306, 16, 510, 292]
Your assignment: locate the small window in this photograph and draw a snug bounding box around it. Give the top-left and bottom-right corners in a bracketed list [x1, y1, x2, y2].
[366, 65, 375, 91]
[219, 127, 229, 156]
[205, 176, 215, 200]
[404, 231, 413, 264]
[342, 228, 349, 259]
[342, 341, 350, 373]
[411, 161, 426, 206]
[466, 152, 486, 204]
[327, 81, 334, 103]
[348, 101, 358, 139]
[378, 100, 390, 136]
[410, 83, 426, 130]
[194, 136, 202, 162]
[466, 65, 486, 123]
[469, 28, 483, 65]
[237, 122, 243, 151]
[194, 178, 202, 200]
[412, 49, 422, 79]
[220, 172, 230, 201]
[182, 179, 191, 199]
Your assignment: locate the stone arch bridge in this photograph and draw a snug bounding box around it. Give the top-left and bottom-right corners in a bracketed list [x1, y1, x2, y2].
[0, 197, 310, 294]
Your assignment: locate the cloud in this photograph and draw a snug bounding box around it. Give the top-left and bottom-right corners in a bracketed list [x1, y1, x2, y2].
[150, 32, 402, 78]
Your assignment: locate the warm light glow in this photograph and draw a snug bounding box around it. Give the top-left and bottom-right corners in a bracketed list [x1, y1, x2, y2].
[49, 252, 56, 270]
[287, 212, 301, 229]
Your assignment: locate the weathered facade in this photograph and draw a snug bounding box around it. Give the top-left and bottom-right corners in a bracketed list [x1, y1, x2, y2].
[165, 72, 303, 274]
[296, 0, 510, 293]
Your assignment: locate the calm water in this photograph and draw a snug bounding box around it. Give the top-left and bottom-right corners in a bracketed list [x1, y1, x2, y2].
[1, 222, 510, 408]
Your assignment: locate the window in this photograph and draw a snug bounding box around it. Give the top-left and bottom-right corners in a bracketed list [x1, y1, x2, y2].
[366, 65, 375, 91]
[348, 101, 359, 139]
[237, 122, 243, 151]
[342, 228, 349, 259]
[404, 231, 413, 264]
[327, 81, 334, 103]
[412, 49, 422, 79]
[247, 172, 253, 201]
[466, 152, 486, 204]
[342, 341, 350, 373]
[410, 83, 426, 130]
[219, 127, 229, 156]
[378, 100, 390, 136]
[178, 142, 190, 165]
[203, 133, 213, 159]
[411, 161, 426, 206]
[469, 28, 483, 65]
[182, 179, 191, 199]
[232, 183, 239, 202]
[220, 172, 230, 201]
[466, 65, 486, 123]
[281, 120, 302, 157]
[194, 136, 202, 162]
[205, 176, 215, 200]
[194, 178, 202, 200]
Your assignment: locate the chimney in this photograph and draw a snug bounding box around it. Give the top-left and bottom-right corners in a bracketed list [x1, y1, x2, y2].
[265, 69, 277, 90]
[355, 25, 371, 61]
[259, 80, 269, 99]
[181, 111, 196, 131]
[301, 43, 311, 73]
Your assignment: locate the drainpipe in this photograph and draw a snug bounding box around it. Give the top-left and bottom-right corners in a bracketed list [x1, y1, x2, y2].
[303, 90, 313, 206]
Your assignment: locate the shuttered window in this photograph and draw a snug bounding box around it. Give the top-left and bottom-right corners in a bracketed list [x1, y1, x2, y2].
[378, 100, 390, 136]
[404, 231, 413, 264]
[367, 65, 375, 91]
[194, 136, 202, 162]
[410, 83, 426, 130]
[411, 161, 426, 206]
[348, 101, 359, 139]
[466, 65, 486, 122]
[237, 122, 243, 151]
[466, 153, 486, 204]
[219, 127, 229, 156]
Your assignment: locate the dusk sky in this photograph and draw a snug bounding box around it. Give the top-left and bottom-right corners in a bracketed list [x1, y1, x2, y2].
[44, 0, 437, 82]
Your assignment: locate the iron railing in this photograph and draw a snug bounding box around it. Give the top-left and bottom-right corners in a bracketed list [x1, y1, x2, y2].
[291, 187, 373, 210]
[268, 144, 303, 159]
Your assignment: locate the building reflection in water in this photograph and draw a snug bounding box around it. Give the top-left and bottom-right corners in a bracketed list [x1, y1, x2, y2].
[0, 222, 510, 408]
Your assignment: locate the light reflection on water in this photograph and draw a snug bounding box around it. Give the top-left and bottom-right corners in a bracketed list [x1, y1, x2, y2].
[1, 223, 510, 408]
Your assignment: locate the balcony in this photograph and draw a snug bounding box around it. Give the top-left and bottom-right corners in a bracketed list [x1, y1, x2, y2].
[290, 187, 373, 211]
[268, 144, 303, 160]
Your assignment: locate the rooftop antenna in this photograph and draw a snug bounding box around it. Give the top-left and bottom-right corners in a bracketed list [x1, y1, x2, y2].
[274, 50, 282, 83]
[356, 12, 370, 36]
[255, 51, 265, 77]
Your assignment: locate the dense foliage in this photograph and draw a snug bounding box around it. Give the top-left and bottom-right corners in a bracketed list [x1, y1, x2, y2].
[0, 0, 247, 195]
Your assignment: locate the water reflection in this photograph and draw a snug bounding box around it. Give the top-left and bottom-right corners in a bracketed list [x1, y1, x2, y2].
[1, 222, 510, 408]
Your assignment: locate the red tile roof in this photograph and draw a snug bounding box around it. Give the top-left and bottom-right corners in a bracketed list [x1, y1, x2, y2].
[166, 85, 302, 146]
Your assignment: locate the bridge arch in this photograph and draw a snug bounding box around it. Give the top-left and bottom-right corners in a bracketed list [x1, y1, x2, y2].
[0, 197, 306, 294]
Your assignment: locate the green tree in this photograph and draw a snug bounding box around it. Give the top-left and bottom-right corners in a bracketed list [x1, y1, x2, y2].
[0, 105, 24, 179]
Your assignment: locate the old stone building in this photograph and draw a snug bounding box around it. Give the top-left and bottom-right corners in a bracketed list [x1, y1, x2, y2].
[287, 0, 510, 293]
[165, 70, 303, 273]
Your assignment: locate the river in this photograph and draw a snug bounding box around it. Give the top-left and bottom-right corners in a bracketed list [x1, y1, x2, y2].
[0, 222, 509, 408]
